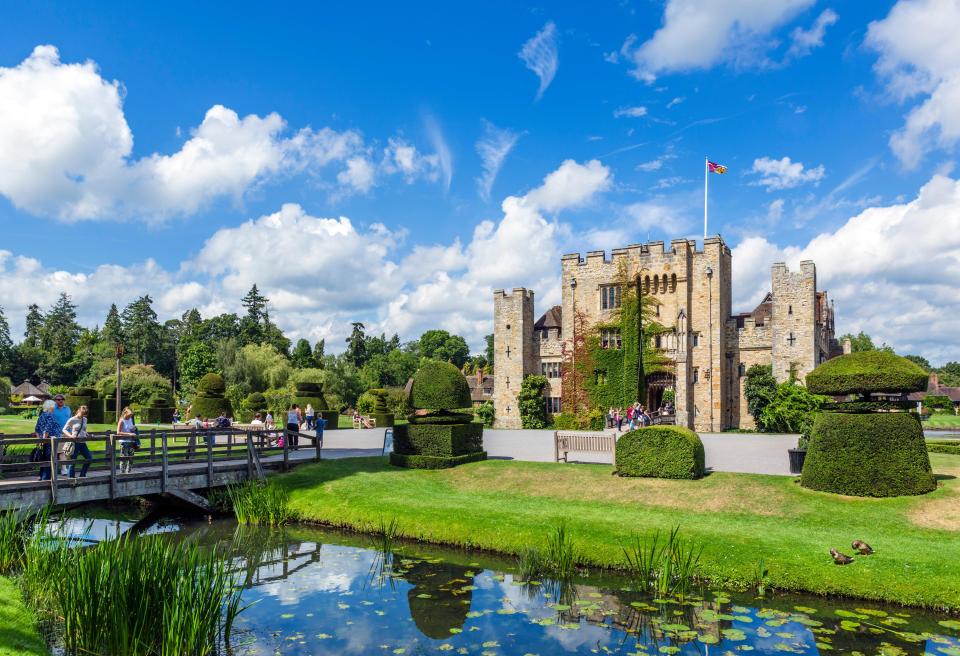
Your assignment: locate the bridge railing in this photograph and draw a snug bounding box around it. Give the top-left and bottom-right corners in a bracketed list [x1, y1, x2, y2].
[0, 427, 321, 501]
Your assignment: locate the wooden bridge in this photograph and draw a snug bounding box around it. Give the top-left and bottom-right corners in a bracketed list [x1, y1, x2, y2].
[0, 427, 323, 511]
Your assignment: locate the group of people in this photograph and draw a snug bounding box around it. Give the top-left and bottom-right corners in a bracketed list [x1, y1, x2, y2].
[607, 400, 674, 432]
[32, 394, 142, 480]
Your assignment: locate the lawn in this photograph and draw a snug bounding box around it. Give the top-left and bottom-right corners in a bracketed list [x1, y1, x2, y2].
[277, 453, 960, 611]
[0, 576, 45, 656]
[926, 413, 960, 429]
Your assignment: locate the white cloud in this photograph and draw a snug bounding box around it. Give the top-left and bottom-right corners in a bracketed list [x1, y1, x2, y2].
[866, 0, 960, 167]
[613, 105, 648, 118]
[380, 137, 440, 184]
[423, 114, 453, 192]
[667, 96, 685, 108]
[0, 45, 443, 221]
[475, 120, 522, 201]
[637, 159, 664, 172]
[750, 156, 825, 190]
[522, 159, 612, 212]
[767, 198, 785, 223]
[519, 22, 559, 101]
[787, 9, 838, 59]
[623, 0, 814, 81]
[733, 173, 960, 363]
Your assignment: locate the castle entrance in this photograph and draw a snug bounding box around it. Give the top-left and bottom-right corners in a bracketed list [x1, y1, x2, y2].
[645, 372, 675, 413]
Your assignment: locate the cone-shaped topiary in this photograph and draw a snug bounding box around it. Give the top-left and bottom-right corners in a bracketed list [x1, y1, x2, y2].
[66, 387, 103, 423]
[805, 350, 928, 397]
[245, 392, 268, 413]
[370, 388, 394, 428]
[293, 379, 338, 430]
[801, 353, 935, 497]
[191, 373, 232, 419]
[409, 361, 471, 411]
[391, 362, 484, 469]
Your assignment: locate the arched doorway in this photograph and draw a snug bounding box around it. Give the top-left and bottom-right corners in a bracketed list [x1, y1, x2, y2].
[645, 372, 675, 412]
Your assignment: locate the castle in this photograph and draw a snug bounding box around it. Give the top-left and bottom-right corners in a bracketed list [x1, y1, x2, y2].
[492, 236, 841, 431]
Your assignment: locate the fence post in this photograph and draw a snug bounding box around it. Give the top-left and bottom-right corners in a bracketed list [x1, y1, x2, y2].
[206, 432, 213, 487]
[48, 436, 57, 505]
[246, 431, 253, 481]
[161, 432, 168, 493]
[150, 428, 156, 463]
[283, 430, 289, 472]
[189, 427, 196, 460]
[109, 432, 117, 500]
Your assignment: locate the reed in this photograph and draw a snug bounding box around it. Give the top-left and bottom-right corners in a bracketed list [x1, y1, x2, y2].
[374, 516, 402, 556]
[227, 480, 293, 526]
[752, 558, 769, 597]
[516, 523, 581, 582]
[622, 526, 703, 600]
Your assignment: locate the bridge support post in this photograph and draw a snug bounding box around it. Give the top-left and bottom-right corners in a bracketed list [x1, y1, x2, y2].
[246, 431, 253, 481]
[150, 428, 156, 464]
[48, 436, 57, 505]
[283, 430, 289, 472]
[206, 433, 213, 487]
[109, 432, 117, 500]
[161, 432, 168, 493]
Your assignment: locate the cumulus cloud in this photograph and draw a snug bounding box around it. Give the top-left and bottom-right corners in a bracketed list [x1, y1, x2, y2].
[750, 156, 825, 190]
[787, 8, 838, 59]
[522, 159, 612, 212]
[866, 0, 960, 168]
[519, 22, 559, 101]
[733, 173, 960, 362]
[0, 45, 442, 221]
[613, 105, 648, 118]
[622, 0, 814, 81]
[475, 120, 522, 201]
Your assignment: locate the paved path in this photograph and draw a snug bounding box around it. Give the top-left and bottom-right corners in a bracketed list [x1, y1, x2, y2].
[319, 428, 800, 476]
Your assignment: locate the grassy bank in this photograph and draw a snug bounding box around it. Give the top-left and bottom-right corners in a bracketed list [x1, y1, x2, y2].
[278, 453, 960, 611]
[0, 576, 45, 656]
[926, 413, 960, 429]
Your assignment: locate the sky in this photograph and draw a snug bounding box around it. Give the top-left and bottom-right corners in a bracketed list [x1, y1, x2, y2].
[1, 0, 959, 364]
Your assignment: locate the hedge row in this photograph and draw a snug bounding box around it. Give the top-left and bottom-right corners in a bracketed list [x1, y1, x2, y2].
[388, 451, 487, 469]
[801, 412, 936, 497]
[614, 426, 705, 480]
[393, 422, 483, 458]
[927, 441, 960, 455]
[805, 351, 928, 396]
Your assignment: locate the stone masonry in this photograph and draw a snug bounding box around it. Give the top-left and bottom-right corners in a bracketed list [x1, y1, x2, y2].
[493, 236, 840, 431]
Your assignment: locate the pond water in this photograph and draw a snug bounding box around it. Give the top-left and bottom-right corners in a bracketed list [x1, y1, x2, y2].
[51, 514, 960, 656]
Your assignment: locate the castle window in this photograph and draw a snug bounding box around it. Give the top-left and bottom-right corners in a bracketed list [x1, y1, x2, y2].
[652, 274, 659, 294]
[655, 304, 660, 317]
[693, 368, 699, 384]
[546, 397, 562, 414]
[601, 328, 622, 349]
[787, 332, 797, 347]
[670, 273, 677, 293]
[595, 370, 607, 385]
[788, 305, 793, 315]
[600, 285, 621, 310]
[692, 332, 700, 347]
[541, 362, 561, 378]
[738, 362, 746, 377]
[643, 275, 651, 295]
[506, 324, 511, 330]
[655, 335, 662, 348]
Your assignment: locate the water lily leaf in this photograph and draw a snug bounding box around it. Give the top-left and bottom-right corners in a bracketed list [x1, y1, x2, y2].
[560, 623, 581, 630]
[466, 611, 484, 618]
[337, 603, 350, 609]
[732, 605, 751, 614]
[835, 609, 869, 620]
[588, 592, 603, 598]
[375, 610, 385, 616]
[839, 620, 860, 631]
[756, 628, 772, 638]
[735, 646, 754, 652]
[733, 616, 753, 623]
[722, 629, 746, 641]
[698, 634, 719, 644]
[534, 617, 556, 626]
[393, 650, 406, 655]
[416, 593, 432, 599]
[449, 628, 462, 634]
[438, 645, 454, 651]
[940, 621, 960, 631]
[775, 632, 795, 639]
[662, 624, 690, 632]
[794, 606, 818, 614]
[936, 648, 960, 656]
[316, 633, 332, 639]
[878, 644, 907, 656]
[281, 613, 294, 619]
[857, 608, 888, 617]
[497, 608, 518, 615]
[482, 641, 500, 648]
[773, 643, 799, 653]
[658, 647, 680, 654]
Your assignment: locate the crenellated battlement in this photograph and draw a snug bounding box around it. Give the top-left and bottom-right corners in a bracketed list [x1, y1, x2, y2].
[561, 236, 729, 268]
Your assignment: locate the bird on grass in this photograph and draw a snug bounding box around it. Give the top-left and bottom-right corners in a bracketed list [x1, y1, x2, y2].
[830, 549, 854, 565]
[851, 540, 873, 555]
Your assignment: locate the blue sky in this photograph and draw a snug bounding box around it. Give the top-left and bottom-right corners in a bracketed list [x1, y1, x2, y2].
[1, 1, 959, 363]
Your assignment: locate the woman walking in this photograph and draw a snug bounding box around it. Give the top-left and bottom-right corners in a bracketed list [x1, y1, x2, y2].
[286, 404, 300, 448]
[33, 399, 61, 481]
[62, 405, 93, 478]
[115, 407, 139, 474]
[305, 404, 315, 431]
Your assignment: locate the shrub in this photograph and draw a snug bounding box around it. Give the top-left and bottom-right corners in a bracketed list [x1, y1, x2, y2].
[474, 400, 495, 427]
[927, 440, 960, 455]
[389, 451, 487, 469]
[292, 378, 338, 430]
[356, 392, 376, 415]
[190, 373, 233, 419]
[744, 364, 777, 428]
[758, 382, 828, 434]
[805, 351, 928, 396]
[552, 412, 580, 430]
[409, 361, 471, 410]
[801, 412, 936, 497]
[244, 392, 268, 413]
[924, 394, 954, 412]
[615, 426, 705, 479]
[518, 375, 550, 429]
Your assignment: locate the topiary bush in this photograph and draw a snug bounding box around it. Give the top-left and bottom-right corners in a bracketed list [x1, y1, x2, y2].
[66, 387, 103, 423]
[801, 412, 936, 496]
[391, 362, 484, 469]
[190, 373, 233, 419]
[370, 388, 394, 428]
[805, 351, 928, 397]
[293, 380, 338, 430]
[245, 392, 268, 414]
[614, 426, 705, 479]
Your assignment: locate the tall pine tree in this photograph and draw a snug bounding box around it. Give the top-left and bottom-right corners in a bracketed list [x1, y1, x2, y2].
[103, 304, 124, 345]
[24, 304, 44, 349]
[0, 305, 12, 377]
[121, 295, 162, 365]
[38, 293, 81, 383]
[239, 284, 269, 345]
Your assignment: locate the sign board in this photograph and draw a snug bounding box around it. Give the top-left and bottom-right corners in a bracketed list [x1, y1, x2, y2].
[382, 428, 394, 455]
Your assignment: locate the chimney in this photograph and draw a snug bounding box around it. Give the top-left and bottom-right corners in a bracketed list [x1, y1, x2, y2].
[842, 338, 852, 355]
[930, 373, 939, 392]
[477, 369, 484, 386]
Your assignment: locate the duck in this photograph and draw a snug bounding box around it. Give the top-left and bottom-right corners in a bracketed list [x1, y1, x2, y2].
[830, 548, 854, 565]
[851, 540, 873, 555]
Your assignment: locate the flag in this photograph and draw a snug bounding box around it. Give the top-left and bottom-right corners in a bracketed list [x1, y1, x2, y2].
[708, 160, 727, 174]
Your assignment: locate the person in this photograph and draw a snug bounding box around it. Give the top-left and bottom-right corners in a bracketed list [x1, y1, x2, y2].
[250, 412, 264, 426]
[626, 405, 634, 431]
[264, 411, 274, 429]
[214, 411, 231, 429]
[62, 405, 93, 478]
[34, 399, 61, 481]
[115, 407, 139, 474]
[286, 404, 300, 447]
[615, 408, 623, 431]
[52, 393, 72, 432]
[607, 407, 614, 429]
[305, 404, 315, 431]
[172, 408, 181, 424]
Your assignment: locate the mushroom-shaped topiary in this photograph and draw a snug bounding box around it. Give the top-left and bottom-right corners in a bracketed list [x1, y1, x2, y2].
[805, 350, 928, 397]
[197, 373, 227, 397]
[391, 362, 485, 469]
[191, 373, 232, 419]
[801, 352, 935, 497]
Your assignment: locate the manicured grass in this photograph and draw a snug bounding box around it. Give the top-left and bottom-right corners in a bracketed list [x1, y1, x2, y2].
[0, 576, 46, 656]
[278, 453, 960, 610]
[926, 413, 960, 428]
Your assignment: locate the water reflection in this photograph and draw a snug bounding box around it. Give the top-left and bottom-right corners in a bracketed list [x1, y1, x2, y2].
[57, 516, 960, 656]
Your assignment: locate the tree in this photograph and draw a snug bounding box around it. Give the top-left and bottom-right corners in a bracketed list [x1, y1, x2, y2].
[102, 304, 123, 345]
[179, 341, 218, 388]
[938, 361, 960, 387]
[903, 354, 931, 371]
[291, 338, 315, 368]
[518, 374, 550, 429]
[231, 343, 292, 392]
[240, 284, 269, 345]
[345, 322, 368, 368]
[320, 354, 364, 410]
[0, 305, 12, 377]
[758, 382, 827, 435]
[121, 295, 162, 365]
[744, 364, 777, 429]
[313, 339, 325, 367]
[360, 349, 419, 389]
[96, 364, 172, 407]
[24, 304, 44, 349]
[484, 333, 494, 373]
[418, 329, 470, 367]
[261, 311, 290, 355]
[38, 293, 81, 383]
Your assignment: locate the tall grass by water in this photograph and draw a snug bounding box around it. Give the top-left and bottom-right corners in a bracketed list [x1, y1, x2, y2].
[622, 526, 703, 600]
[22, 532, 246, 655]
[226, 480, 293, 526]
[517, 523, 581, 581]
[0, 508, 45, 575]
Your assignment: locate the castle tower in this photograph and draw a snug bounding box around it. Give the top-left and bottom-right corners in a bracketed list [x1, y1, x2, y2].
[493, 288, 537, 428]
[771, 261, 817, 383]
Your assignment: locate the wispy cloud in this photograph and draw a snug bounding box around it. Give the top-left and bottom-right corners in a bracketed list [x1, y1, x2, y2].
[667, 96, 685, 108]
[423, 113, 453, 192]
[519, 22, 558, 101]
[613, 105, 648, 118]
[787, 9, 838, 59]
[475, 120, 522, 201]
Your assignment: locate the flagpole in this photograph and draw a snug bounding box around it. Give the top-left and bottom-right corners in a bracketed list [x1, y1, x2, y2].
[703, 156, 709, 240]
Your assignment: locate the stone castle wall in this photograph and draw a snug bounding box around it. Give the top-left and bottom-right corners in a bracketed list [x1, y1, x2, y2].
[492, 288, 536, 428]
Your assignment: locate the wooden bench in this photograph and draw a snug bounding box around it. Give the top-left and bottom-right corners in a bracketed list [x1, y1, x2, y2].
[352, 415, 377, 429]
[553, 430, 618, 463]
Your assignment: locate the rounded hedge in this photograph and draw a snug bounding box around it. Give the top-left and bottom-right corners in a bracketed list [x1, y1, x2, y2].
[245, 392, 268, 412]
[801, 412, 935, 497]
[191, 373, 232, 419]
[614, 426, 705, 480]
[409, 361, 471, 410]
[805, 351, 928, 396]
[197, 373, 227, 396]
